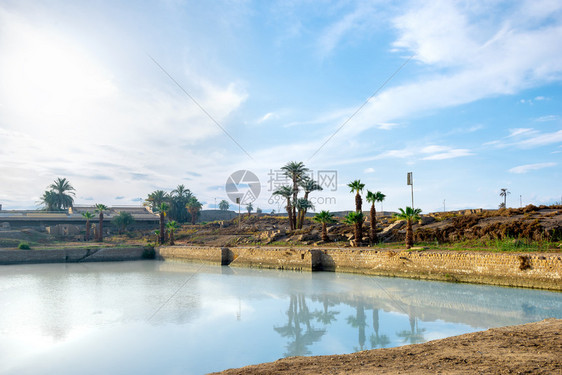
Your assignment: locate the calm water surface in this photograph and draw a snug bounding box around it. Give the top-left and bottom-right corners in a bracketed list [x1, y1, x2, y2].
[0, 260, 560, 374]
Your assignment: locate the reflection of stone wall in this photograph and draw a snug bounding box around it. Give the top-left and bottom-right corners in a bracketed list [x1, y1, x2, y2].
[157, 246, 561, 291]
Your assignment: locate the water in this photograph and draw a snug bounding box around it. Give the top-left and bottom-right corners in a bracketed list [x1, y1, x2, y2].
[0, 260, 560, 375]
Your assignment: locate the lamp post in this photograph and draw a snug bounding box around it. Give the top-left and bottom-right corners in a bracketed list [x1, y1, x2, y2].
[407, 172, 414, 209]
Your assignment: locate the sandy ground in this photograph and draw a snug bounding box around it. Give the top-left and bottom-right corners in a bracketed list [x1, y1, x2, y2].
[212, 319, 561, 375]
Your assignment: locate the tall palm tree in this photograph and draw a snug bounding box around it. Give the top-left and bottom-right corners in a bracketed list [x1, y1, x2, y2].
[298, 178, 322, 227]
[82, 211, 94, 241]
[170, 185, 192, 222]
[94, 204, 108, 242]
[344, 211, 364, 247]
[393, 207, 422, 249]
[246, 202, 254, 217]
[185, 197, 202, 225]
[312, 211, 336, 242]
[273, 185, 295, 230]
[158, 202, 170, 244]
[295, 198, 314, 229]
[49, 177, 76, 210]
[166, 220, 180, 245]
[366, 191, 386, 245]
[281, 161, 309, 229]
[499, 188, 510, 208]
[348, 180, 365, 212]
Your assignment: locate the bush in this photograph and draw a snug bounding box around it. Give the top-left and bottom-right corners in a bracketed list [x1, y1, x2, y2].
[18, 241, 31, 250]
[142, 246, 155, 259]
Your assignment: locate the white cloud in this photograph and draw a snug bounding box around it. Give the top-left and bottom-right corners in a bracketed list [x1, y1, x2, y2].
[509, 162, 557, 174]
[364, 167, 375, 173]
[535, 115, 560, 122]
[257, 112, 277, 124]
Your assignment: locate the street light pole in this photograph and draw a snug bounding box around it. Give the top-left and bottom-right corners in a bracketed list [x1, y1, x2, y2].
[407, 172, 414, 209]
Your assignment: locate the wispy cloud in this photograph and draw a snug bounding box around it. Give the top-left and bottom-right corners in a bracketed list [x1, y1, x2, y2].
[509, 162, 557, 174]
[488, 129, 562, 148]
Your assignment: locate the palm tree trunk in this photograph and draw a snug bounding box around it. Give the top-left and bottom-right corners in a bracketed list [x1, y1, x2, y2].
[98, 213, 104, 242]
[159, 213, 165, 244]
[170, 230, 175, 245]
[321, 223, 328, 242]
[292, 180, 298, 229]
[355, 193, 362, 212]
[406, 219, 413, 249]
[369, 204, 377, 245]
[85, 220, 90, 241]
[354, 222, 361, 247]
[286, 199, 294, 231]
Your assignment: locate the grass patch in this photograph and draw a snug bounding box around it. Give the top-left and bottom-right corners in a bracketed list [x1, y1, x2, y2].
[18, 241, 31, 250]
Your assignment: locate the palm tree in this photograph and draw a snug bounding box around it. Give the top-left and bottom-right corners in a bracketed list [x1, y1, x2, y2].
[170, 185, 193, 222]
[38, 190, 58, 211]
[94, 204, 108, 242]
[348, 180, 365, 212]
[393, 206, 422, 249]
[218, 199, 229, 211]
[144, 190, 169, 212]
[295, 198, 314, 229]
[366, 191, 386, 245]
[298, 177, 322, 227]
[246, 202, 254, 217]
[312, 211, 336, 242]
[82, 211, 94, 241]
[49, 177, 76, 210]
[158, 202, 170, 244]
[344, 211, 364, 247]
[166, 220, 180, 245]
[273, 185, 295, 230]
[499, 188, 510, 208]
[185, 197, 202, 225]
[281, 161, 309, 229]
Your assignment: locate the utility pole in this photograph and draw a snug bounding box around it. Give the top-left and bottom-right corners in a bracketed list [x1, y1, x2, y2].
[443, 199, 446, 212]
[520, 195, 522, 207]
[407, 172, 414, 209]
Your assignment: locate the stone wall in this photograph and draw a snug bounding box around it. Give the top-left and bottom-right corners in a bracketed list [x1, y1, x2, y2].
[157, 246, 562, 291]
[0, 246, 149, 265]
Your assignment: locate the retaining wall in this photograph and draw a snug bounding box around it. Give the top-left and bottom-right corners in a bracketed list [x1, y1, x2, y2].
[0, 246, 149, 265]
[157, 246, 562, 291]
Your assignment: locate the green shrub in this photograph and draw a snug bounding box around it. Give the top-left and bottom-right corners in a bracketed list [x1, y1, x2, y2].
[18, 241, 31, 250]
[142, 246, 155, 259]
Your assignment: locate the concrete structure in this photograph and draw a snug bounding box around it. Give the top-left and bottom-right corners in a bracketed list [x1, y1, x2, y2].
[157, 246, 562, 291]
[0, 246, 151, 264]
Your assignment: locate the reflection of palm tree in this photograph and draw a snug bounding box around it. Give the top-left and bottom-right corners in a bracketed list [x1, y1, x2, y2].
[312, 296, 340, 325]
[346, 303, 367, 351]
[370, 332, 391, 349]
[274, 294, 326, 357]
[396, 315, 426, 345]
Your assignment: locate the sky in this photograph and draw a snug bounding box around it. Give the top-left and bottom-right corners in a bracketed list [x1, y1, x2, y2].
[0, 0, 561, 213]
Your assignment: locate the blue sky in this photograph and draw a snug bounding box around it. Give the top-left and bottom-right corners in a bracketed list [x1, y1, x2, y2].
[0, 0, 561, 213]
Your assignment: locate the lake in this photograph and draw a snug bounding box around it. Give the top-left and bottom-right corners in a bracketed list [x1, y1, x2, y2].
[0, 260, 560, 374]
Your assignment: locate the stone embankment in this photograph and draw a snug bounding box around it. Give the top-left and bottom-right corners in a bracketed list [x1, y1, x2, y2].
[157, 246, 562, 291]
[0, 246, 151, 264]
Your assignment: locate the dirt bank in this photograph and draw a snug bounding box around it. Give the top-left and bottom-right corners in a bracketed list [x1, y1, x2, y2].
[212, 319, 561, 375]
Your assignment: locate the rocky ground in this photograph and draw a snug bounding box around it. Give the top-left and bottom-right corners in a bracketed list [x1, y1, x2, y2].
[171, 205, 562, 251]
[212, 319, 562, 375]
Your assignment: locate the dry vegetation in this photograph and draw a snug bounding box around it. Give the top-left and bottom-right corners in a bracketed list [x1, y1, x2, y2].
[1, 204, 561, 252]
